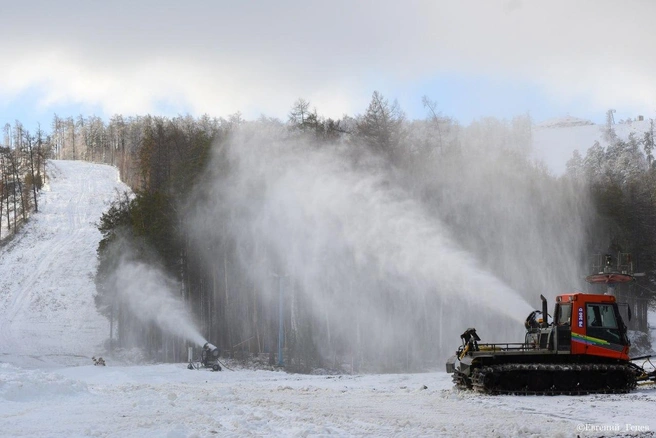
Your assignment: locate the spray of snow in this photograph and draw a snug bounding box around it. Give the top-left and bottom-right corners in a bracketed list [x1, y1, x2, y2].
[250, 145, 533, 321]
[111, 258, 206, 347]
[188, 130, 537, 367]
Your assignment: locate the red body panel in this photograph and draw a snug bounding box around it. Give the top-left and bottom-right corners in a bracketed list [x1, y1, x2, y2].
[556, 293, 630, 361]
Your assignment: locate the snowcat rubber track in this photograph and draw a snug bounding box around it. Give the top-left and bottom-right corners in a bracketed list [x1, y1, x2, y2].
[453, 370, 472, 390]
[463, 363, 638, 395]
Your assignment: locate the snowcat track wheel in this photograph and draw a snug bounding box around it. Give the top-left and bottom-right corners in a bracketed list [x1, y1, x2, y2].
[606, 369, 626, 390]
[527, 371, 552, 392]
[553, 370, 577, 391]
[579, 370, 603, 390]
[501, 370, 527, 392]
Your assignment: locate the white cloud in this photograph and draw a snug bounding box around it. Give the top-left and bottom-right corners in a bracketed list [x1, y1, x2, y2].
[1, 0, 655, 119]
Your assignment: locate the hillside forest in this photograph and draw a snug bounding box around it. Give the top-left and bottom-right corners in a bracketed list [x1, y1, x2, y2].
[1, 95, 655, 371]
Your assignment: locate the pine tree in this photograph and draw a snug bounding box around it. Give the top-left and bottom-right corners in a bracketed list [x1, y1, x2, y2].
[356, 91, 405, 158]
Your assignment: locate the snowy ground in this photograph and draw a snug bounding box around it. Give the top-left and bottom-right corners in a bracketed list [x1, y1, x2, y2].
[1, 160, 655, 437]
[1, 362, 655, 438]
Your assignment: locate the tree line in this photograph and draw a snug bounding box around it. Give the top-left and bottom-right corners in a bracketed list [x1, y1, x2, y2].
[3, 96, 655, 370]
[566, 111, 656, 333]
[0, 122, 49, 242]
[89, 93, 541, 370]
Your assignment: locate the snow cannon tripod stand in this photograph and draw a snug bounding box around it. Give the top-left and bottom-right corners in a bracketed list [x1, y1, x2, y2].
[187, 342, 222, 372]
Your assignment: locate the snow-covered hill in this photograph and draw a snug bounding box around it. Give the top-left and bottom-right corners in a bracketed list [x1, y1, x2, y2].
[532, 117, 652, 175]
[0, 160, 129, 368]
[0, 160, 655, 437]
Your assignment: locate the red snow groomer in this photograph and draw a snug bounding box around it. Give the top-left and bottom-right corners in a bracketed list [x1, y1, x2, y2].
[446, 254, 656, 395]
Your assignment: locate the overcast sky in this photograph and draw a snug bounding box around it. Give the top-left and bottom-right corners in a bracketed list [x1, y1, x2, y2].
[1, 0, 655, 132]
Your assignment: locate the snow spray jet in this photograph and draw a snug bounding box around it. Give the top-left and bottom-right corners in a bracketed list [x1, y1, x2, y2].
[187, 129, 536, 368]
[413, 125, 594, 307]
[111, 257, 206, 347]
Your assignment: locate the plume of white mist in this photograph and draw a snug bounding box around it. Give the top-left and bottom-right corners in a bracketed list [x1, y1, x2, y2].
[111, 258, 206, 347]
[259, 148, 534, 322]
[188, 131, 536, 366]
[427, 123, 594, 304]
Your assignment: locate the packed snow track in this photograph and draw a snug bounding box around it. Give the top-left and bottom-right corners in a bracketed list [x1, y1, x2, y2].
[0, 160, 128, 368]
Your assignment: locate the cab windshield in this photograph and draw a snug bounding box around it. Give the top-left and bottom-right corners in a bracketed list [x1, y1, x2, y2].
[586, 303, 624, 345]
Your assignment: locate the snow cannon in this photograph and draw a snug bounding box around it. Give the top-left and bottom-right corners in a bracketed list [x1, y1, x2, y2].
[188, 342, 222, 371]
[203, 343, 219, 361]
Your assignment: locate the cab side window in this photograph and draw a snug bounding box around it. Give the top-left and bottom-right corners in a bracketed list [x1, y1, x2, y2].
[585, 303, 622, 344]
[586, 304, 618, 329]
[557, 303, 572, 326]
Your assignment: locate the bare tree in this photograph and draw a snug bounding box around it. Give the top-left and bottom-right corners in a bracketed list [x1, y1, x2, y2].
[51, 114, 64, 159]
[67, 117, 77, 160]
[288, 98, 311, 127]
[3, 123, 11, 149]
[24, 127, 44, 213]
[644, 119, 654, 167]
[0, 147, 7, 239]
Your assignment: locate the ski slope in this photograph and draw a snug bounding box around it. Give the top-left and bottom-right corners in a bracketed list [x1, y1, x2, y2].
[0, 160, 655, 437]
[0, 160, 130, 368]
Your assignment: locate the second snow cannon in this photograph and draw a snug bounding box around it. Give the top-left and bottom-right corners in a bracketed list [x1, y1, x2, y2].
[187, 342, 222, 371]
[202, 343, 222, 371]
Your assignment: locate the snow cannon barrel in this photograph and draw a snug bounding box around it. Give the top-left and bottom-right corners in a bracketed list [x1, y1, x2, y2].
[202, 342, 220, 360]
